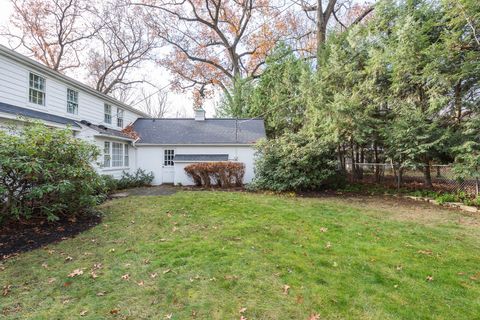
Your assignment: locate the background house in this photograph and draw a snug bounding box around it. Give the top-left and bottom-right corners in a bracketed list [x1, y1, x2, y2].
[0, 45, 265, 185]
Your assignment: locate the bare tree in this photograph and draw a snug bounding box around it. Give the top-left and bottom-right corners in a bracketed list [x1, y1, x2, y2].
[86, 1, 158, 95]
[2, 0, 99, 72]
[135, 0, 299, 108]
[297, 0, 375, 57]
[137, 88, 170, 118]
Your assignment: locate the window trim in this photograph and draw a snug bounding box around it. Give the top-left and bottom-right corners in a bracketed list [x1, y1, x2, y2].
[28, 72, 46, 106]
[102, 141, 130, 169]
[117, 108, 124, 128]
[104, 103, 112, 124]
[66, 88, 79, 115]
[164, 149, 174, 166]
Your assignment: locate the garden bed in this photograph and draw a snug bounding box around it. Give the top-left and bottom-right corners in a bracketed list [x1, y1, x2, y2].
[0, 214, 101, 259]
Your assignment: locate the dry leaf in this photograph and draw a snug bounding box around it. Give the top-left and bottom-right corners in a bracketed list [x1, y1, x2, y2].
[65, 256, 73, 262]
[325, 242, 332, 249]
[68, 269, 83, 277]
[426, 275, 434, 281]
[96, 291, 106, 296]
[309, 313, 320, 320]
[110, 309, 119, 314]
[163, 269, 171, 274]
[137, 280, 145, 286]
[93, 263, 103, 270]
[418, 250, 433, 255]
[90, 271, 98, 279]
[320, 227, 328, 233]
[143, 259, 150, 265]
[283, 284, 290, 295]
[80, 310, 88, 316]
[150, 273, 158, 278]
[240, 316, 247, 320]
[239, 307, 247, 314]
[121, 274, 130, 280]
[41, 263, 48, 269]
[165, 313, 173, 319]
[3, 285, 11, 296]
[48, 278, 56, 284]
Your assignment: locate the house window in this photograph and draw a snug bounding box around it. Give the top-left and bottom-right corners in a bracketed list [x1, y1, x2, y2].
[164, 149, 174, 166]
[104, 104, 112, 124]
[29, 72, 45, 105]
[117, 108, 124, 127]
[112, 142, 123, 167]
[67, 88, 78, 114]
[124, 144, 129, 167]
[103, 142, 111, 167]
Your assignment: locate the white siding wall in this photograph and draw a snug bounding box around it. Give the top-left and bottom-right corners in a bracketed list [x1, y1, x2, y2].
[0, 55, 140, 129]
[135, 145, 257, 185]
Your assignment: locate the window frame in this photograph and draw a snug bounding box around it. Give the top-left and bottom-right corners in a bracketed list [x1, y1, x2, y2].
[117, 108, 124, 128]
[104, 104, 112, 124]
[102, 141, 130, 169]
[28, 72, 46, 106]
[66, 88, 79, 115]
[164, 149, 174, 166]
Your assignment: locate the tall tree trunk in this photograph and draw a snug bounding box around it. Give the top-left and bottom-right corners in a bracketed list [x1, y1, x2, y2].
[374, 141, 380, 182]
[423, 157, 433, 188]
[350, 139, 355, 181]
[454, 81, 462, 123]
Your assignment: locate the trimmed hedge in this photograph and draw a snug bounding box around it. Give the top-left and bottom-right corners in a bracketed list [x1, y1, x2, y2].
[184, 162, 245, 187]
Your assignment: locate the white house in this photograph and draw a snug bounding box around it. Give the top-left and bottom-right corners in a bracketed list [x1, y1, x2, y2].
[0, 44, 266, 185]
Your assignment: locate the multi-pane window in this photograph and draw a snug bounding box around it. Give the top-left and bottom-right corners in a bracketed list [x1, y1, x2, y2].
[112, 142, 123, 167]
[29, 73, 45, 105]
[67, 88, 78, 114]
[104, 104, 112, 124]
[164, 149, 174, 166]
[103, 142, 111, 167]
[124, 144, 129, 167]
[117, 108, 124, 127]
[103, 141, 130, 168]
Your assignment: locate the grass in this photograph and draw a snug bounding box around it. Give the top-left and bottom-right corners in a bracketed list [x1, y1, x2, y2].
[1, 191, 480, 319]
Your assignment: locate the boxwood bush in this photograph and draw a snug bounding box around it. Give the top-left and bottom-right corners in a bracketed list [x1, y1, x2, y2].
[0, 122, 105, 223]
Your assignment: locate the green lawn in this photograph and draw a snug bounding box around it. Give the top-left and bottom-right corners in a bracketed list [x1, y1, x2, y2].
[1, 191, 480, 319]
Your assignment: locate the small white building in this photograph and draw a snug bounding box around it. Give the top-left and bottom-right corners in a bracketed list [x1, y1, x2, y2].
[0, 44, 266, 185]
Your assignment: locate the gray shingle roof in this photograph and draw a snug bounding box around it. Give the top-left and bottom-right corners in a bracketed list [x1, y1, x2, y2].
[0, 102, 81, 128]
[132, 118, 266, 144]
[173, 154, 229, 162]
[80, 120, 133, 140]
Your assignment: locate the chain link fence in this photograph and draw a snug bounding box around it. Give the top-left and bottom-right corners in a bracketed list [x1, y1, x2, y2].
[345, 163, 480, 196]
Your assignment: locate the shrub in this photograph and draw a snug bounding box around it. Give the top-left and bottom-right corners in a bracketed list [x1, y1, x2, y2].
[251, 132, 344, 192]
[0, 122, 104, 223]
[101, 169, 154, 192]
[184, 162, 245, 187]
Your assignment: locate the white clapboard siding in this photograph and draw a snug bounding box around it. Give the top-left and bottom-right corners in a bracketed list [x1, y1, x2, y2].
[0, 54, 143, 129]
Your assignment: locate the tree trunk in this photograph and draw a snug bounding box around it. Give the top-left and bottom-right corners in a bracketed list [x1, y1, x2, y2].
[454, 81, 462, 123]
[350, 139, 355, 181]
[423, 158, 433, 188]
[374, 141, 380, 182]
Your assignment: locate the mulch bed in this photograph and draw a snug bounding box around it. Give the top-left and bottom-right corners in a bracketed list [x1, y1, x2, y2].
[0, 214, 101, 260]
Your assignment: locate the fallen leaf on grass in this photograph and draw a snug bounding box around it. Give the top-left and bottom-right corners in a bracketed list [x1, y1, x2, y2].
[68, 269, 83, 277]
[137, 280, 144, 286]
[3, 284, 11, 296]
[320, 227, 328, 233]
[90, 271, 98, 279]
[426, 275, 434, 282]
[163, 269, 171, 274]
[110, 309, 119, 314]
[80, 310, 88, 316]
[41, 263, 48, 269]
[240, 316, 247, 320]
[395, 265, 403, 271]
[283, 284, 290, 295]
[239, 307, 247, 314]
[47, 278, 56, 284]
[96, 291, 106, 296]
[308, 313, 320, 320]
[143, 259, 150, 264]
[418, 250, 433, 255]
[150, 273, 158, 278]
[65, 256, 73, 262]
[469, 272, 480, 281]
[165, 313, 173, 319]
[325, 242, 332, 249]
[121, 274, 130, 280]
[93, 263, 103, 270]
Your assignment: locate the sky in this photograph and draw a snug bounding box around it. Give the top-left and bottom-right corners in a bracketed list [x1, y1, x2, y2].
[0, 0, 217, 118]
